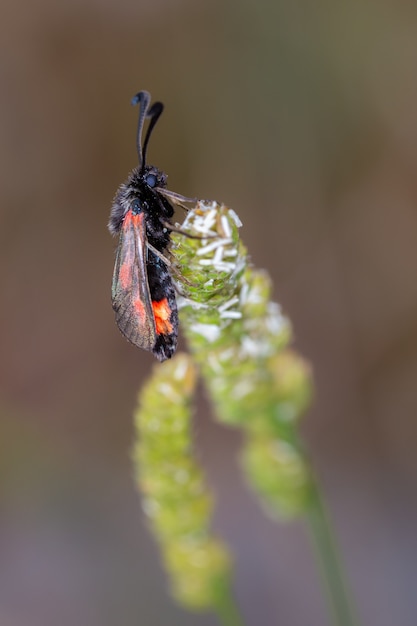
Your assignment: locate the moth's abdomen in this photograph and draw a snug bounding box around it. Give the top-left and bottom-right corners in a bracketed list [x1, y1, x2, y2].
[147, 254, 178, 361]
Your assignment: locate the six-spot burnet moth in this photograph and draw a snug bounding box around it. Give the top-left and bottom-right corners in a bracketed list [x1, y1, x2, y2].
[109, 90, 194, 361]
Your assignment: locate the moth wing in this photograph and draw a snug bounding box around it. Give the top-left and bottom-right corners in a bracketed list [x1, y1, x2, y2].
[111, 210, 156, 351]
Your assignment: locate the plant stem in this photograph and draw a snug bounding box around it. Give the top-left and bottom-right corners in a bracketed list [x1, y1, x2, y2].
[214, 589, 247, 626]
[307, 479, 359, 626]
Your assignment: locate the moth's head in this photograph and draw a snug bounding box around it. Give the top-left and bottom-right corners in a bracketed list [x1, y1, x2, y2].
[108, 91, 167, 236]
[140, 165, 167, 191]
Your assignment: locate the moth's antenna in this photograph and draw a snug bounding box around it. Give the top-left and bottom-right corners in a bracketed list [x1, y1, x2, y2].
[131, 91, 151, 169]
[142, 102, 164, 171]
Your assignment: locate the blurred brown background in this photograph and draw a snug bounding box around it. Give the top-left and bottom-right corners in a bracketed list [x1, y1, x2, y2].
[1, 1, 417, 625]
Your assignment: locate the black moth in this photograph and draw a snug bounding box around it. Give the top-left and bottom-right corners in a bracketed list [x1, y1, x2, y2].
[109, 90, 192, 361]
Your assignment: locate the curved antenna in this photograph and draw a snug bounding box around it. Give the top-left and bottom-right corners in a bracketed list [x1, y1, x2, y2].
[141, 101, 164, 171]
[131, 91, 151, 169]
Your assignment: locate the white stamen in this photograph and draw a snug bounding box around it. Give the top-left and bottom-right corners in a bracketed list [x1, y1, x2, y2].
[219, 310, 242, 319]
[239, 283, 249, 306]
[191, 323, 221, 342]
[228, 209, 243, 227]
[196, 238, 231, 256]
[240, 336, 271, 358]
[176, 295, 208, 310]
[158, 383, 181, 403]
[198, 258, 216, 266]
[213, 244, 224, 265]
[218, 296, 239, 312]
[213, 261, 237, 272]
[220, 214, 232, 238]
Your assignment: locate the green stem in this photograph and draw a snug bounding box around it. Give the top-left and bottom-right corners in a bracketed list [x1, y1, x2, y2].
[307, 480, 359, 626]
[214, 588, 247, 626]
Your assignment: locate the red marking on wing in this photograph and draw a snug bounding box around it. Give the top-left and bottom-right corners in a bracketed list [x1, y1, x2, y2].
[119, 263, 131, 289]
[152, 298, 174, 335]
[133, 298, 146, 321]
[122, 211, 142, 228]
[117, 212, 144, 291]
[111, 210, 156, 351]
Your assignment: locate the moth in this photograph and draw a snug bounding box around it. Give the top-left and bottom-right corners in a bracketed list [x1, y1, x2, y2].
[109, 90, 192, 361]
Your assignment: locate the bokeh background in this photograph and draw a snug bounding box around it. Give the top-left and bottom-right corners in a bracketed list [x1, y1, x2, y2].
[1, 1, 417, 625]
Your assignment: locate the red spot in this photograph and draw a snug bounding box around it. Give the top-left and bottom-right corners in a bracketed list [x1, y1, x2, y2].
[134, 298, 146, 321]
[152, 299, 173, 335]
[123, 211, 131, 224]
[123, 210, 143, 227]
[122, 210, 143, 229]
[131, 213, 143, 225]
[119, 263, 131, 289]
